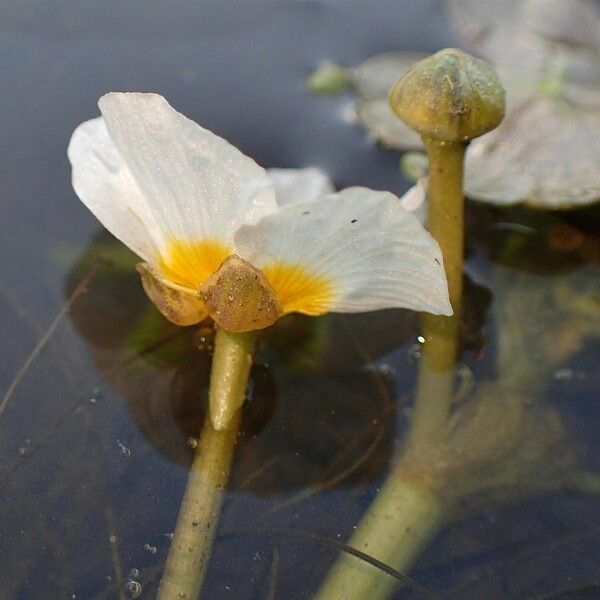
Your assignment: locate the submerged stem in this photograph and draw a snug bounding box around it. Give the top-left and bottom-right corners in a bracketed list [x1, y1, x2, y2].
[157, 327, 255, 600]
[314, 473, 444, 600]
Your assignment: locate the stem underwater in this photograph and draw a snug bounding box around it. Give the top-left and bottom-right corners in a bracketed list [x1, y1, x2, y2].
[157, 328, 255, 600]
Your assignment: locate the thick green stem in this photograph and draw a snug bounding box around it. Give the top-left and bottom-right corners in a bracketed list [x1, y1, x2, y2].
[407, 138, 466, 446]
[314, 474, 445, 600]
[157, 327, 255, 600]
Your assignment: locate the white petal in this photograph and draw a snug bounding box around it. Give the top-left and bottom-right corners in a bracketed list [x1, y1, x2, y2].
[235, 188, 452, 316]
[356, 100, 424, 150]
[446, 0, 549, 76]
[465, 97, 600, 207]
[68, 117, 162, 262]
[399, 179, 428, 225]
[520, 0, 600, 50]
[267, 167, 334, 206]
[351, 51, 428, 100]
[98, 92, 277, 246]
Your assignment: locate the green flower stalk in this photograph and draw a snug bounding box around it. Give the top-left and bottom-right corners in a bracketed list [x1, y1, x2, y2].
[157, 328, 255, 600]
[393, 48, 505, 443]
[316, 49, 505, 600]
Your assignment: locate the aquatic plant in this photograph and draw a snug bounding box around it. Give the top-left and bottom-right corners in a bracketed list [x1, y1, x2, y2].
[316, 48, 503, 600]
[315, 43, 599, 600]
[68, 92, 451, 600]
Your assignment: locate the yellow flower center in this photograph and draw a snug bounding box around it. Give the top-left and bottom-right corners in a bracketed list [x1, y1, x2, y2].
[157, 238, 334, 320]
[263, 262, 333, 316]
[158, 239, 232, 288]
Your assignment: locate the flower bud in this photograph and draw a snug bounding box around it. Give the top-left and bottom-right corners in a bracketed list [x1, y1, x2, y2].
[389, 48, 505, 143]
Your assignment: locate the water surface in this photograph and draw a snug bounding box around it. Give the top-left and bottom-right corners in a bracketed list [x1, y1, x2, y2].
[0, 2, 599, 598]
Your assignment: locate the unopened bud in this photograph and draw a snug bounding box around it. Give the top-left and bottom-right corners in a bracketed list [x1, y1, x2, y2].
[389, 48, 505, 143]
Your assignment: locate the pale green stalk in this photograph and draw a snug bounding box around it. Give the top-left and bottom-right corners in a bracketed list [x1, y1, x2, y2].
[157, 327, 255, 600]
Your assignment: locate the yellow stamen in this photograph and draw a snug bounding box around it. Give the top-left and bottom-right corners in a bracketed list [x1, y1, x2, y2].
[158, 239, 232, 289]
[263, 262, 334, 316]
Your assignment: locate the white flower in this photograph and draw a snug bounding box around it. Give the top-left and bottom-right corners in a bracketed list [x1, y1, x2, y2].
[325, 0, 600, 209]
[68, 93, 451, 332]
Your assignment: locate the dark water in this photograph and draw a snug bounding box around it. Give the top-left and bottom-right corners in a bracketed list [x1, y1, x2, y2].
[0, 2, 599, 599]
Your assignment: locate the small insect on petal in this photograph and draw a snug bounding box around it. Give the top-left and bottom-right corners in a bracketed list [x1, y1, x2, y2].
[199, 255, 282, 332]
[137, 263, 208, 326]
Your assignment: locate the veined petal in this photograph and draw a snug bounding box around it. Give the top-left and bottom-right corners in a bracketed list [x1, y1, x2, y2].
[97, 92, 277, 287]
[68, 117, 162, 262]
[356, 100, 423, 150]
[267, 167, 334, 206]
[464, 97, 600, 207]
[352, 51, 429, 100]
[235, 187, 452, 317]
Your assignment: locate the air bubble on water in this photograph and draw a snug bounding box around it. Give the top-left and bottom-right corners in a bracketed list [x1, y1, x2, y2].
[407, 342, 422, 362]
[90, 386, 103, 404]
[105, 576, 112, 583]
[128, 568, 140, 579]
[186, 437, 198, 449]
[417, 335, 425, 343]
[124, 579, 142, 598]
[143, 542, 158, 554]
[117, 441, 132, 457]
[18, 438, 32, 456]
